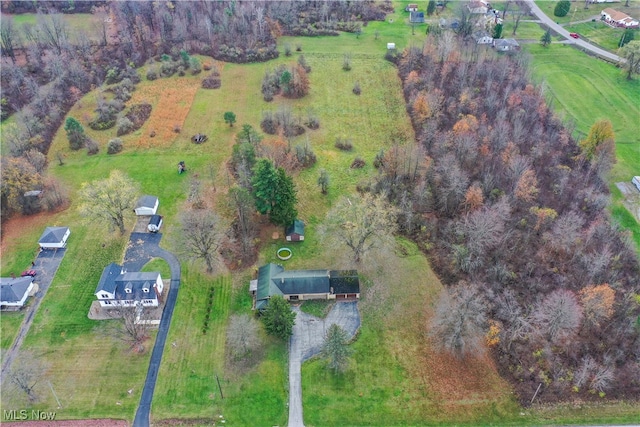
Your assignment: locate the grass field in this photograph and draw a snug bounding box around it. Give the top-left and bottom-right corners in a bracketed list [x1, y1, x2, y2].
[5, 13, 104, 43]
[2, 1, 640, 424]
[525, 43, 640, 249]
[534, 1, 639, 25]
[566, 21, 632, 51]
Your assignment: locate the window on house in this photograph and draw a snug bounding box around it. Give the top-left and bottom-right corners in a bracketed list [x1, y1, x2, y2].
[143, 288, 149, 293]
[101, 293, 109, 298]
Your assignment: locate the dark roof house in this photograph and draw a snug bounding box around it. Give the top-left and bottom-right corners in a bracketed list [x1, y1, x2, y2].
[95, 263, 164, 308]
[1, 276, 35, 310]
[38, 226, 70, 249]
[285, 220, 305, 242]
[410, 11, 425, 23]
[253, 263, 360, 310]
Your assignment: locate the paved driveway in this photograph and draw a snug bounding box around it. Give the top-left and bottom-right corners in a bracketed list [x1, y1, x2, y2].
[1, 248, 66, 383]
[127, 232, 181, 427]
[288, 302, 360, 427]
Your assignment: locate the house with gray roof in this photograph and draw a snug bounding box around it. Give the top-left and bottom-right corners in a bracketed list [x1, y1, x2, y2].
[38, 226, 70, 249]
[1, 276, 35, 310]
[493, 38, 520, 52]
[251, 263, 360, 310]
[95, 263, 164, 308]
[134, 195, 159, 216]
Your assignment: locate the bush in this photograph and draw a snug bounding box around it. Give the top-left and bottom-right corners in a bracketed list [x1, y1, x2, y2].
[86, 138, 99, 155]
[116, 117, 135, 136]
[107, 138, 123, 154]
[295, 141, 317, 168]
[297, 54, 311, 73]
[178, 66, 186, 77]
[160, 61, 177, 77]
[353, 81, 361, 95]
[202, 73, 221, 89]
[335, 137, 353, 151]
[260, 111, 278, 134]
[284, 43, 292, 56]
[189, 56, 202, 75]
[351, 157, 366, 168]
[554, 0, 571, 17]
[305, 111, 320, 129]
[343, 53, 352, 71]
[146, 66, 158, 81]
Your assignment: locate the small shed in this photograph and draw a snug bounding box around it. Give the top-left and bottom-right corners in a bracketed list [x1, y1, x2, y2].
[38, 226, 70, 249]
[387, 42, 396, 50]
[410, 11, 425, 23]
[135, 195, 159, 216]
[1, 276, 35, 310]
[405, 4, 419, 12]
[285, 220, 305, 242]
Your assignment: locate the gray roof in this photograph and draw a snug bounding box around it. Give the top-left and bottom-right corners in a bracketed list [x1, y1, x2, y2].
[136, 195, 158, 209]
[95, 263, 161, 301]
[474, 30, 491, 39]
[0, 276, 33, 303]
[256, 263, 360, 306]
[286, 220, 305, 237]
[494, 38, 519, 47]
[38, 226, 69, 244]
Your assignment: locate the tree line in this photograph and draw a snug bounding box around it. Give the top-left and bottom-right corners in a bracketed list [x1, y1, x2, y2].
[374, 37, 639, 403]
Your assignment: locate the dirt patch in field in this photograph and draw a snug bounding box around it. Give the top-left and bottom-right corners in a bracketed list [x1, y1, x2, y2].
[1, 211, 58, 257]
[1, 420, 128, 427]
[128, 77, 202, 149]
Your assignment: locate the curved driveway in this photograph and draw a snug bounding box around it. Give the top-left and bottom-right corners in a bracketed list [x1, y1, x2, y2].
[127, 233, 181, 427]
[524, 0, 624, 63]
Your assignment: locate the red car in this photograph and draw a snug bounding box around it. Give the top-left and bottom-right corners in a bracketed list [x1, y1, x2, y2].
[21, 269, 36, 277]
[570, 33, 579, 39]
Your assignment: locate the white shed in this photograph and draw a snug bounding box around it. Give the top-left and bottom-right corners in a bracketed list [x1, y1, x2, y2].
[387, 42, 396, 50]
[38, 226, 71, 249]
[135, 195, 159, 216]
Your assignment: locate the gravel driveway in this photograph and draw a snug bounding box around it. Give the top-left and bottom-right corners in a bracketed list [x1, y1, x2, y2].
[288, 301, 360, 427]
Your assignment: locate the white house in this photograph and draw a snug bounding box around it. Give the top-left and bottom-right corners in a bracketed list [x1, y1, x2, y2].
[387, 42, 396, 50]
[95, 263, 164, 308]
[134, 195, 159, 216]
[474, 30, 494, 45]
[38, 226, 70, 249]
[601, 8, 639, 28]
[1, 276, 35, 310]
[493, 38, 520, 52]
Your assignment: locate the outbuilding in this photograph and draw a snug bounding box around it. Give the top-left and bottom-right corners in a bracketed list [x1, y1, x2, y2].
[134, 195, 159, 216]
[38, 226, 70, 249]
[1, 276, 35, 310]
[285, 220, 305, 242]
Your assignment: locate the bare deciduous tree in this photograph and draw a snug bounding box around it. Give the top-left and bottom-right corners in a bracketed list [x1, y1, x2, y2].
[324, 193, 398, 263]
[177, 209, 225, 273]
[107, 305, 152, 352]
[226, 314, 262, 360]
[430, 283, 488, 358]
[533, 289, 583, 344]
[6, 351, 48, 403]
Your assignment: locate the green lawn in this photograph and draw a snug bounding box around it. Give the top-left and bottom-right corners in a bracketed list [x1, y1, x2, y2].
[6, 13, 104, 42]
[534, 1, 626, 25]
[0, 311, 24, 350]
[566, 22, 632, 51]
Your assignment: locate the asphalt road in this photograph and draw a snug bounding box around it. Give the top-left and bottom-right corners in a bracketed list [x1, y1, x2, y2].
[0, 248, 66, 385]
[524, 0, 624, 63]
[129, 233, 181, 427]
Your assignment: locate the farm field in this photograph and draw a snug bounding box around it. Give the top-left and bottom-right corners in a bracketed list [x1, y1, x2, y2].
[1, 1, 640, 425]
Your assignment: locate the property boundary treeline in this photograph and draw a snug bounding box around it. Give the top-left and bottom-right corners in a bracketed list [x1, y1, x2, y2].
[373, 38, 640, 404]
